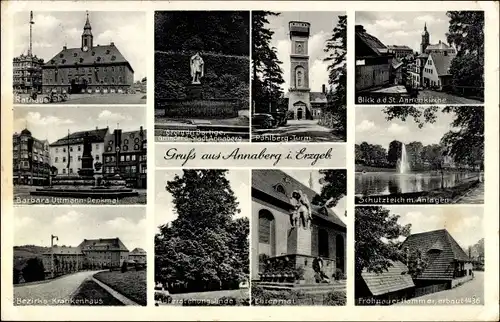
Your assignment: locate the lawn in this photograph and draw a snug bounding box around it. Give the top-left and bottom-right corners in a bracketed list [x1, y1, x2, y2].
[163, 288, 250, 306]
[71, 279, 125, 306]
[94, 270, 147, 306]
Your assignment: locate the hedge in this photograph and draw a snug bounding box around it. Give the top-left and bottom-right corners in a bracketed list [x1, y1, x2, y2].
[157, 99, 243, 119]
[155, 51, 249, 101]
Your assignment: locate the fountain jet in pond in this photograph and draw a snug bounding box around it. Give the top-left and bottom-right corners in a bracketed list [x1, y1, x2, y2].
[397, 143, 410, 174]
[30, 132, 138, 199]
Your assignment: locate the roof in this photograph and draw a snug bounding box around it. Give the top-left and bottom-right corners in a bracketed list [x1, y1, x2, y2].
[44, 44, 133, 72]
[43, 246, 82, 255]
[401, 229, 470, 280]
[130, 247, 147, 255]
[426, 41, 453, 51]
[252, 169, 346, 229]
[387, 45, 413, 51]
[20, 128, 32, 136]
[78, 238, 129, 252]
[50, 128, 109, 147]
[392, 58, 403, 69]
[310, 92, 327, 103]
[361, 260, 415, 296]
[429, 53, 454, 76]
[355, 25, 388, 56]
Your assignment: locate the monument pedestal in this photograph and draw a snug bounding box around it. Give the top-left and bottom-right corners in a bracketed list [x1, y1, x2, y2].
[187, 84, 203, 100]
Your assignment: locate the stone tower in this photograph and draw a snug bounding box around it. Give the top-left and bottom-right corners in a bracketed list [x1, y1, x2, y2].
[81, 11, 93, 51]
[420, 22, 430, 54]
[288, 21, 311, 120]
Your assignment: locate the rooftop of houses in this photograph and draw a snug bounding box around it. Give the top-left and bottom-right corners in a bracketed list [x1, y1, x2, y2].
[252, 169, 346, 230]
[361, 260, 415, 296]
[355, 25, 388, 56]
[401, 229, 470, 280]
[50, 127, 109, 147]
[78, 237, 129, 252]
[429, 53, 454, 76]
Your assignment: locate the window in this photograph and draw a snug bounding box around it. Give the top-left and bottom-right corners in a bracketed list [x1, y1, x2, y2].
[318, 229, 329, 258]
[69, 168, 73, 174]
[70, 156, 73, 162]
[131, 155, 136, 161]
[275, 184, 286, 194]
[125, 155, 131, 161]
[78, 145, 81, 151]
[62, 169, 66, 174]
[123, 145, 128, 151]
[120, 155, 125, 162]
[78, 156, 81, 161]
[134, 144, 139, 150]
[107, 146, 112, 152]
[131, 166, 137, 173]
[55, 157, 59, 163]
[124, 139, 129, 144]
[258, 209, 275, 257]
[63, 148, 66, 153]
[95, 155, 100, 161]
[70, 147, 73, 152]
[63, 157, 66, 162]
[96, 144, 99, 150]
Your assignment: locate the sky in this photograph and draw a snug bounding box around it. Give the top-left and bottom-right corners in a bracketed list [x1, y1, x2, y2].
[155, 170, 250, 231]
[355, 11, 451, 53]
[14, 207, 147, 250]
[386, 206, 483, 249]
[14, 106, 146, 144]
[13, 11, 147, 81]
[266, 11, 345, 93]
[282, 170, 347, 225]
[355, 106, 455, 148]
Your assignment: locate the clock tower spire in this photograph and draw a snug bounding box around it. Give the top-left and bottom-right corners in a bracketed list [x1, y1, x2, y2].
[81, 11, 93, 51]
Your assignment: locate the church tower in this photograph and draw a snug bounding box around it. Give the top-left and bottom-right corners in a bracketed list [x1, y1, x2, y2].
[288, 21, 311, 120]
[81, 11, 93, 52]
[420, 22, 430, 54]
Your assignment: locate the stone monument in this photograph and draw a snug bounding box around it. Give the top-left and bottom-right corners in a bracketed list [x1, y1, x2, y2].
[78, 132, 95, 177]
[187, 52, 204, 99]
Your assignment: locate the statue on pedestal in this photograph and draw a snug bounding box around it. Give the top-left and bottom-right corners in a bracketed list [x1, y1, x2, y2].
[190, 53, 204, 84]
[290, 190, 312, 229]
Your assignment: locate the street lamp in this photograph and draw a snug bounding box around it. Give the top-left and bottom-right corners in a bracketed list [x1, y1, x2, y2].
[51, 234, 59, 279]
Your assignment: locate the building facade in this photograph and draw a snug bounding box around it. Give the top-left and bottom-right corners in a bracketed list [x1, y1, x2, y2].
[287, 21, 312, 120]
[422, 53, 454, 90]
[42, 238, 134, 275]
[387, 45, 414, 60]
[50, 127, 109, 176]
[251, 170, 346, 283]
[42, 12, 134, 94]
[102, 127, 147, 188]
[129, 247, 147, 264]
[13, 54, 44, 93]
[13, 128, 50, 186]
[355, 25, 392, 92]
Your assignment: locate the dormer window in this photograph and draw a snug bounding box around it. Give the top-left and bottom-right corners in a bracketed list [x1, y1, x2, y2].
[274, 184, 286, 194]
[111, 55, 116, 61]
[92, 51, 96, 56]
[73, 53, 77, 57]
[106, 49, 110, 54]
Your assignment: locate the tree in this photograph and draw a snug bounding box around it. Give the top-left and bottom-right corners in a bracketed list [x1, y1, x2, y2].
[321, 15, 347, 137]
[405, 248, 428, 278]
[387, 140, 403, 167]
[22, 258, 45, 282]
[446, 11, 484, 97]
[252, 11, 285, 109]
[383, 106, 483, 169]
[94, 162, 102, 172]
[313, 170, 346, 208]
[406, 141, 424, 168]
[13, 268, 21, 284]
[355, 206, 411, 276]
[121, 261, 128, 273]
[155, 170, 249, 292]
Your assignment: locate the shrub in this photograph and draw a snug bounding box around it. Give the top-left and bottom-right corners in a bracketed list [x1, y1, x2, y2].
[158, 99, 241, 119]
[22, 258, 45, 282]
[323, 291, 347, 306]
[121, 261, 128, 273]
[13, 268, 21, 284]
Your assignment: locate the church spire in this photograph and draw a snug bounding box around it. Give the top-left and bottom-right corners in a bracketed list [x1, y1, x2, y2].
[424, 22, 427, 32]
[81, 10, 93, 51]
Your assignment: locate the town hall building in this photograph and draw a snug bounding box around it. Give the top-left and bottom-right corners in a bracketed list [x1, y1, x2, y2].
[42, 12, 135, 94]
[251, 170, 346, 284]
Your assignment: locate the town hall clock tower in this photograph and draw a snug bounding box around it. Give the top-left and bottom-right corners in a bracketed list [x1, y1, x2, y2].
[81, 11, 93, 52]
[288, 21, 311, 120]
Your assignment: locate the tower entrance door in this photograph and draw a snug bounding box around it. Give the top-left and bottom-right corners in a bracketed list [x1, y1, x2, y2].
[297, 107, 304, 120]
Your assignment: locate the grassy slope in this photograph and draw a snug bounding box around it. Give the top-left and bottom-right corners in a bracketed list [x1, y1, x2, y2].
[71, 279, 125, 306]
[94, 270, 147, 306]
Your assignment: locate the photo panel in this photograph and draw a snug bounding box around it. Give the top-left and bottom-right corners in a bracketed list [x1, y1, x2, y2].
[251, 11, 347, 143]
[154, 169, 250, 306]
[355, 105, 484, 205]
[13, 207, 147, 306]
[355, 206, 484, 306]
[251, 169, 347, 306]
[154, 11, 250, 142]
[354, 11, 484, 105]
[13, 105, 147, 205]
[13, 11, 147, 105]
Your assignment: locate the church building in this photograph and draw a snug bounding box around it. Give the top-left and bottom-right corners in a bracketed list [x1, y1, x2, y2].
[251, 170, 346, 284]
[42, 12, 134, 94]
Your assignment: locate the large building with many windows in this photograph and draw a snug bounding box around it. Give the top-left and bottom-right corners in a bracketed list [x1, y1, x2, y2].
[13, 54, 44, 94]
[42, 12, 134, 94]
[102, 127, 147, 188]
[49, 127, 109, 176]
[13, 128, 50, 186]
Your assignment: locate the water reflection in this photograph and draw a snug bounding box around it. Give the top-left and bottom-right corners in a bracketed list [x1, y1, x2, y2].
[355, 171, 479, 196]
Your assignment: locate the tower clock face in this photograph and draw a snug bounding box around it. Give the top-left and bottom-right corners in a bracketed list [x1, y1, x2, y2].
[83, 46, 89, 52]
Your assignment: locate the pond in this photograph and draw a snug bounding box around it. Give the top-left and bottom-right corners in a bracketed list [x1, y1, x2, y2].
[355, 171, 481, 196]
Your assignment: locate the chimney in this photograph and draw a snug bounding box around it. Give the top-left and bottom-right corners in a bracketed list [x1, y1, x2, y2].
[322, 84, 326, 94]
[439, 40, 442, 44]
[355, 25, 365, 33]
[63, 45, 67, 50]
[96, 126, 98, 130]
[110, 42, 114, 46]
